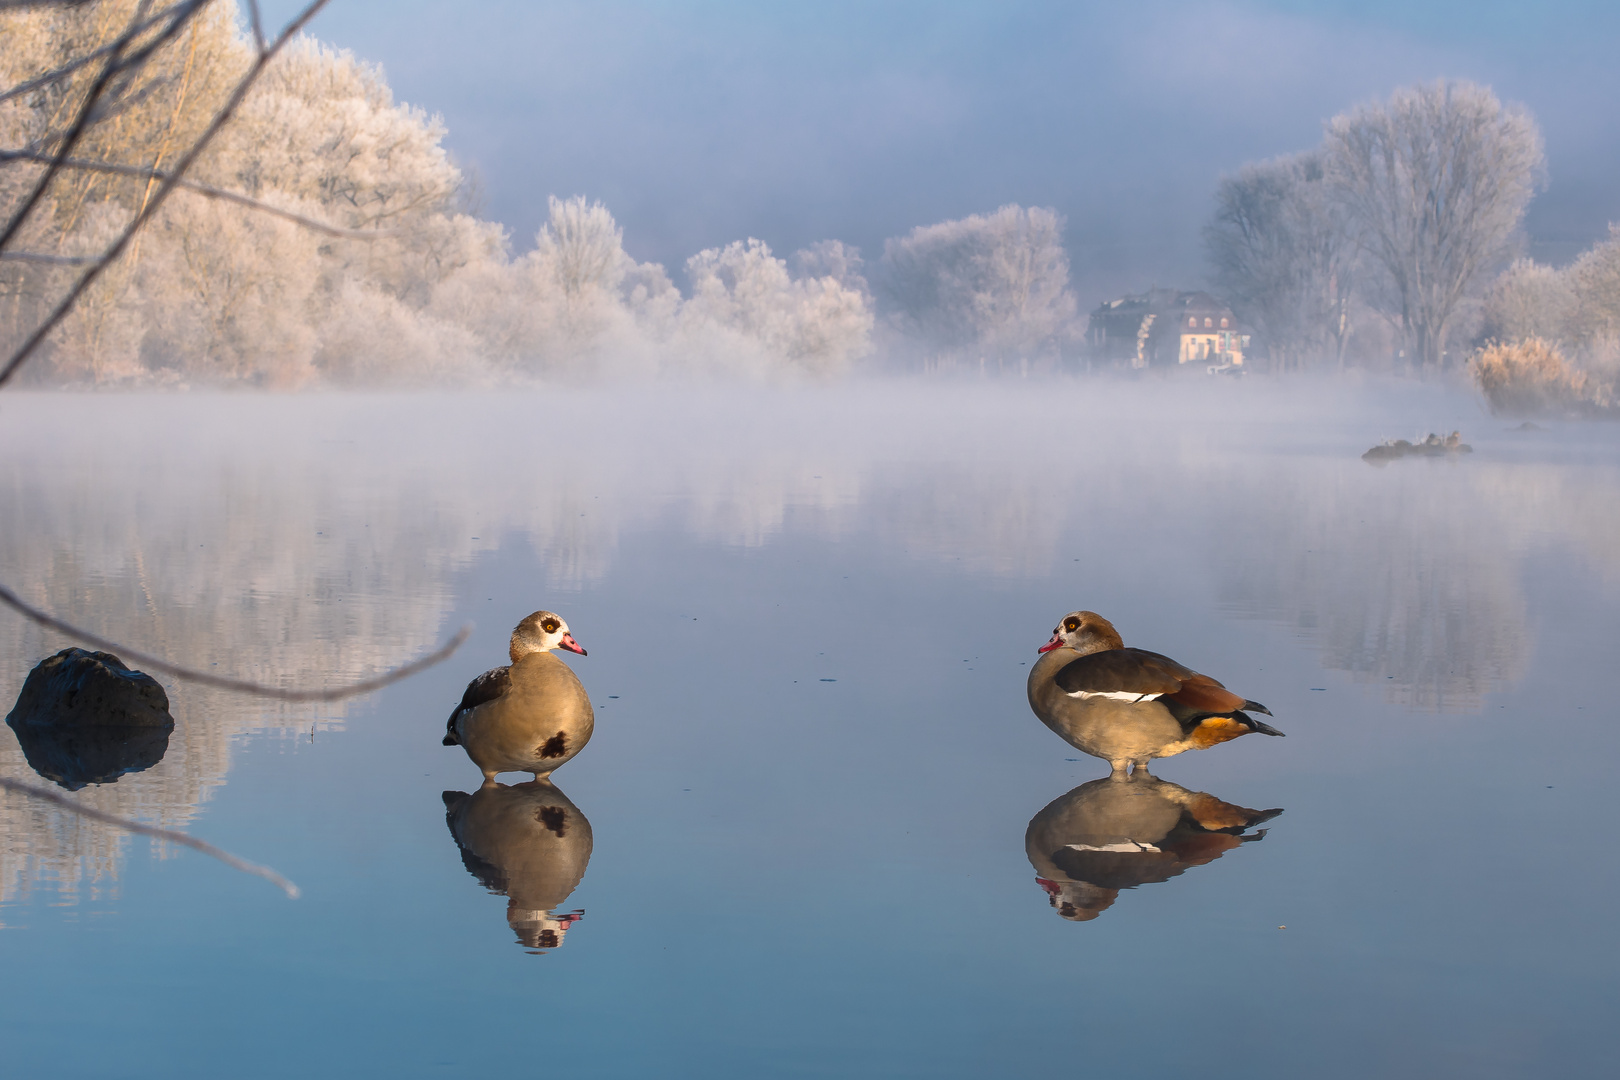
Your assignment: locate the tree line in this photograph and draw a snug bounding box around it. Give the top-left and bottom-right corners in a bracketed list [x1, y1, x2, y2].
[1206, 79, 1551, 372]
[0, 1, 1080, 385]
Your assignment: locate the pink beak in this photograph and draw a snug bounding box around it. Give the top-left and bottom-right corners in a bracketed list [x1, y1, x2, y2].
[558, 633, 587, 656]
[1037, 630, 1064, 654]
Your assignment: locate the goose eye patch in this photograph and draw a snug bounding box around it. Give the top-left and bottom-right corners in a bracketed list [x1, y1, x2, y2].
[541, 619, 560, 634]
[1064, 618, 1080, 632]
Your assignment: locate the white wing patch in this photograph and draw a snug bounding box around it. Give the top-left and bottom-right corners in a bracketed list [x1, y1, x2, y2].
[1066, 689, 1163, 702]
[1065, 841, 1162, 853]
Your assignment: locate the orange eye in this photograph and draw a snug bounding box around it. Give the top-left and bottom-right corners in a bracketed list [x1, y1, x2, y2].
[542, 619, 560, 634]
[1064, 618, 1079, 632]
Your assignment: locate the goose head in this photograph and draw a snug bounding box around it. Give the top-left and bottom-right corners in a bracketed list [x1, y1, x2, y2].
[1038, 611, 1124, 656]
[1036, 876, 1117, 921]
[509, 610, 587, 661]
[507, 905, 584, 952]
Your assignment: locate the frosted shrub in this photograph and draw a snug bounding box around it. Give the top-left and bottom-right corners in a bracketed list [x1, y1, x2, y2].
[1472, 339, 1614, 417]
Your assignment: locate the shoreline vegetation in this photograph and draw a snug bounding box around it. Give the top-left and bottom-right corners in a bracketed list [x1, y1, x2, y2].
[1471, 338, 1618, 419]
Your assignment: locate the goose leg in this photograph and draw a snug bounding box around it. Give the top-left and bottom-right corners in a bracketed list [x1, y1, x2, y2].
[1108, 759, 1131, 778]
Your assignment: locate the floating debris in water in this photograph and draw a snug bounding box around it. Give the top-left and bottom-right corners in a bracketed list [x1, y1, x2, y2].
[1362, 430, 1473, 464]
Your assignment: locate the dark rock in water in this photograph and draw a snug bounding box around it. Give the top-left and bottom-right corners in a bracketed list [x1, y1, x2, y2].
[1363, 430, 1474, 465]
[6, 648, 174, 790]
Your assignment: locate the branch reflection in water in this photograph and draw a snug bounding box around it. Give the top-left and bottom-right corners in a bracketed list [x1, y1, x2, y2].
[442, 781, 591, 954]
[1025, 775, 1281, 922]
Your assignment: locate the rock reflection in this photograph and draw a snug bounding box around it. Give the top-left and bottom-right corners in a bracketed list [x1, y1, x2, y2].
[9, 725, 173, 792]
[442, 781, 592, 953]
[1025, 776, 1280, 921]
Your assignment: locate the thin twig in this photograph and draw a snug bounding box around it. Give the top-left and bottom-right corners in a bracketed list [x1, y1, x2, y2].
[0, 0, 152, 255]
[0, 582, 471, 701]
[246, 0, 265, 51]
[0, 251, 97, 264]
[0, 150, 402, 239]
[0, 775, 299, 897]
[0, 0, 200, 105]
[0, 1, 99, 10]
[0, 0, 331, 389]
[0, 2, 206, 245]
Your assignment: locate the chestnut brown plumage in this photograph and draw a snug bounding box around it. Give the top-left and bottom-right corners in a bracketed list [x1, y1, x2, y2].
[1028, 611, 1281, 776]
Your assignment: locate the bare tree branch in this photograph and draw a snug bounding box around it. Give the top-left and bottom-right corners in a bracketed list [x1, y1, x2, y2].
[0, 0, 332, 389]
[0, 581, 472, 701]
[0, 774, 300, 897]
[0, 251, 97, 264]
[0, 0, 202, 105]
[245, 0, 265, 52]
[0, 0, 156, 255]
[0, 149, 402, 239]
[0, 1, 209, 244]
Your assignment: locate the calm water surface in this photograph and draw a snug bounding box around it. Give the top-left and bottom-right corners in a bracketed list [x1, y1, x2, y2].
[0, 379, 1616, 1078]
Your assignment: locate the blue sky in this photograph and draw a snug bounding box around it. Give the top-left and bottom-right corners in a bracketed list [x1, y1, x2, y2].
[263, 0, 1620, 300]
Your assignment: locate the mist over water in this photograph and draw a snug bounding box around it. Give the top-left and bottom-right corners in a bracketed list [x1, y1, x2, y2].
[1, 381, 1617, 1075]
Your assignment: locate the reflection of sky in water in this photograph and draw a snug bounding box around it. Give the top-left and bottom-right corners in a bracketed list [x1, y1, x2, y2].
[0, 383, 1617, 1076]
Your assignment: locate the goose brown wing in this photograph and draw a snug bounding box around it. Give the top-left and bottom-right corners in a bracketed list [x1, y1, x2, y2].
[1052, 648, 1196, 697]
[442, 666, 511, 745]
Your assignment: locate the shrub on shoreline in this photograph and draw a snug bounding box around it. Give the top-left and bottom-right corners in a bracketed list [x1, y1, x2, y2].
[1471, 338, 1615, 417]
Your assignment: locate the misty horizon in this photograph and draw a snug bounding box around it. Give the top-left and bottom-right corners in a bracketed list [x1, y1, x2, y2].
[261, 0, 1620, 302]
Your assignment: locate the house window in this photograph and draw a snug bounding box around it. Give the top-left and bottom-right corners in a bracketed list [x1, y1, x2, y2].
[1220, 317, 1228, 328]
[1204, 317, 1212, 328]
[1188, 317, 1196, 328]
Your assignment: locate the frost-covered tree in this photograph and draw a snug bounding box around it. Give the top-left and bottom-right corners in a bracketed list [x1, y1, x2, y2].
[1205, 150, 1355, 370]
[880, 204, 1075, 366]
[1478, 258, 1574, 346]
[1478, 228, 1620, 378]
[1567, 226, 1620, 360]
[681, 238, 872, 377]
[1325, 80, 1544, 368]
[1, 1, 875, 385]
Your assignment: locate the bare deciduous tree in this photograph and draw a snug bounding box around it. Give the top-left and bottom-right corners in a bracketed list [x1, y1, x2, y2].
[1325, 80, 1544, 369]
[1205, 150, 1355, 370]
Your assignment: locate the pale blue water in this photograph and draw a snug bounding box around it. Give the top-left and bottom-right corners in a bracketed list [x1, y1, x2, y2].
[0, 380, 1615, 1078]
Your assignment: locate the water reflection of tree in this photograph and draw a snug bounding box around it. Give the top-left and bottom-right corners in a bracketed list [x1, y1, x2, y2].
[1208, 457, 1589, 712]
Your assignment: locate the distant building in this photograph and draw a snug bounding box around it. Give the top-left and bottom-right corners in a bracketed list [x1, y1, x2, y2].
[1086, 289, 1248, 369]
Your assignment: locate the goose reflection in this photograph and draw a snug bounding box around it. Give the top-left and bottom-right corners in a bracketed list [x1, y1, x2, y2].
[1026, 775, 1280, 921]
[442, 780, 592, 953]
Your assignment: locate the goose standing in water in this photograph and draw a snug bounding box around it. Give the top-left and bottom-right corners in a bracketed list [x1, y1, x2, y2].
[1027, 611, 1282, 776]
[444, 611, 593, 783]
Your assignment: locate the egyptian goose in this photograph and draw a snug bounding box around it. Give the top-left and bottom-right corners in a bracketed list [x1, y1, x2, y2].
[1026, 774, 1280, 921]
[1027, 611, 1282, 776]
[443, 611, 594, 782]
[443, 780, 592, 951]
